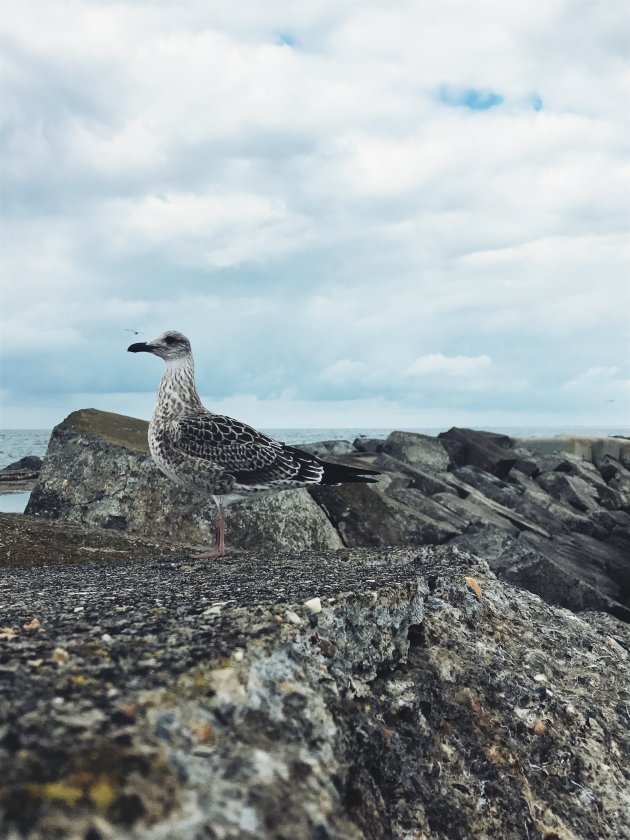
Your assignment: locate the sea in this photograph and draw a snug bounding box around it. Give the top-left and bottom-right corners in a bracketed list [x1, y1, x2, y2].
[1, 425, 628, 514]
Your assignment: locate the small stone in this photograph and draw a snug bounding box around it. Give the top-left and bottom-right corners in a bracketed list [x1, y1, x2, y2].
[101, 633, 113, 643]
[303, 596, 322, 614]
[285, 610, 304, 625]
[533, 718, 546, 735]
[22, 617, 42, 632]
[74, 606, 85, 613]
[51, 647, 70, 664]
[233, 649, 244, 662]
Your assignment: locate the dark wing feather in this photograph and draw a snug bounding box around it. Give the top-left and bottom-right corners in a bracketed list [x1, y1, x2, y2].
[174, 411, 302, 483]
[174, 411, 379, 489]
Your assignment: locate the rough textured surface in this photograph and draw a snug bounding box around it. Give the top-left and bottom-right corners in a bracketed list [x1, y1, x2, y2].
[1, 537, 629, 840]
[25, 411, 630, 619]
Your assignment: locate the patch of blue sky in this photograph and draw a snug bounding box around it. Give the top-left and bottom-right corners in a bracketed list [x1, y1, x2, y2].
[276, 33, 298, 47]
[438, 85, 504, 111]
[531, 93, 544, 111]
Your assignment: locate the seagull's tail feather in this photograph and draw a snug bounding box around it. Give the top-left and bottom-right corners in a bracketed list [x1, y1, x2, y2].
[288, 446, 380, 486]
[319, 460, 380, 485]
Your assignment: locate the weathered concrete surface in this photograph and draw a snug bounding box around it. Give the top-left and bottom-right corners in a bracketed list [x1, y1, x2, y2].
[515, 435, 630, 468]
[1, 536, 629, 840]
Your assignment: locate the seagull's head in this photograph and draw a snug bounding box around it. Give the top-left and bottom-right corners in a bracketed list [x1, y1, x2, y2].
[128, 330, 192, 362]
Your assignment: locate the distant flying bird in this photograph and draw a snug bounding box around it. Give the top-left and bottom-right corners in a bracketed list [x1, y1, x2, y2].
[606, 399, 615, 403]
[125, 329, 145, 335]
[128, 330, 380, 557]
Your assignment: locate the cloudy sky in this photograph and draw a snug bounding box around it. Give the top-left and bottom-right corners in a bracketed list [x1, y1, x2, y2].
[1, 0, 629, 431]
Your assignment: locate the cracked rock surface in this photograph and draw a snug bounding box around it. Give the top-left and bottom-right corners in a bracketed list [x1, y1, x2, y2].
[1, 540, 629, 840]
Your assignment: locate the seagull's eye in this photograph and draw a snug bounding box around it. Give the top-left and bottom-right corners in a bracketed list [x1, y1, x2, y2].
[165, 336, 177, 346]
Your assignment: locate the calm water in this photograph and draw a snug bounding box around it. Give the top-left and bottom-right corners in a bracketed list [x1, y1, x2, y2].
[1, 425, 628, 514]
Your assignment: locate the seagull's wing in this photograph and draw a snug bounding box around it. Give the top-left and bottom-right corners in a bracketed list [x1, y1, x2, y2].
[174, 411, 321, 485]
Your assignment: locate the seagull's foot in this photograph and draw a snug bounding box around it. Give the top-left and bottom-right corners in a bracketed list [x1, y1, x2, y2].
[191, 546, 227, 560]
[190, 511, 226, 559]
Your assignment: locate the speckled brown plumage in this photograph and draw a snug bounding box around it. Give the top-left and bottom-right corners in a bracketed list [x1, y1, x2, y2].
[128, 331, 379, 512]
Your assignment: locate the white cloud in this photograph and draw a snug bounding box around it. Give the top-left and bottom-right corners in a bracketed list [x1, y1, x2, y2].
[406, 354, 492, 377]
[1, 0, 629, 429]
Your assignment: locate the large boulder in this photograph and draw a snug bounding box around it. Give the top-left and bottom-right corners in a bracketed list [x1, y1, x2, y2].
[310, 481, 462, 547]
[380, 431, 451, 472]
[451, 527, 630, 621]
[1, 541, 629, 840]
[438, 427, 517, 477]
[25, 409, 342, 553]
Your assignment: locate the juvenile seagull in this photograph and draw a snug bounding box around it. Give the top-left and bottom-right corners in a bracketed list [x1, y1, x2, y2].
[128, 330, 379, 557]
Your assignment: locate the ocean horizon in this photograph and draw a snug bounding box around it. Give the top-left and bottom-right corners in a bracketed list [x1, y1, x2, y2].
[2, 425, 629, 471]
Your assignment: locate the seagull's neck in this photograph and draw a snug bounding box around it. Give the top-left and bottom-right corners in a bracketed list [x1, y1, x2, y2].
[156, 355, 203, 416]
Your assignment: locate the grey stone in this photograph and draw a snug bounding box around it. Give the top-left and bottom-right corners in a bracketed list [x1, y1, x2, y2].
[310, 482, 461, 547]
[509, 446, 540, 477]
[433, 485, 552, 539]
[598, 455, 630, 511]
[437, 427, 517, 477]
[381, 430, 451, 472]
[452, 464, 524, 508]
[509, 472, 595, 536]
[451, 527, 630, 621]
[536, 471, 619, 513]
[352, 436, 386, 454]
[373, 452, 460, 497]
[0, 455, 43, 473]
[296, 439, 357, 457]
[1, 536, 629, 840]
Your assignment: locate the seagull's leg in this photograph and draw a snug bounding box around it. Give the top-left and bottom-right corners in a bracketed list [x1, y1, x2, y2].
[192, 496, 226, 559]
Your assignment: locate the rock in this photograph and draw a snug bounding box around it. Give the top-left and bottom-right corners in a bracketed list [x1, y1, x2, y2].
[507, 470, 594, 535]
[380, 431, 451, 472]
[310, 483, 461, 547]
[438, 427, 517, 478]
[372, 452, 461, 497]
[1, 540, 629, 840]
[451, 464, 524, 508]
[224, 491, 343, 553]
[0, 455, 43, 493]
[508, 446, 540, 477]
[25, 409, 341, 553]
[352, 436, 386, 454]
[1, 455, 43, 473]
[598, 455, 630, 511]
[296, 440, 357, 457]
[451, 527, 630, 621]
[536, 471, 619, 513]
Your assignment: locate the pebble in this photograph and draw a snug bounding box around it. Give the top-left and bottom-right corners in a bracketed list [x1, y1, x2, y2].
[285, 610, 304, 626]
[303, 597, 322, 614]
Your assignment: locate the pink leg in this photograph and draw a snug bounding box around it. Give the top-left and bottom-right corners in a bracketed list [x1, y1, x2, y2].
[193, 500, 226, 559]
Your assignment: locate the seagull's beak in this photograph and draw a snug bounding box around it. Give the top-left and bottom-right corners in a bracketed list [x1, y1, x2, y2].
[127, 342, 152, 353]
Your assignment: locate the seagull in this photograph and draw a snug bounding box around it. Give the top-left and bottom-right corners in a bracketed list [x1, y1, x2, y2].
[128, 330, 379, 557]
[125, 329, 145, 335]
